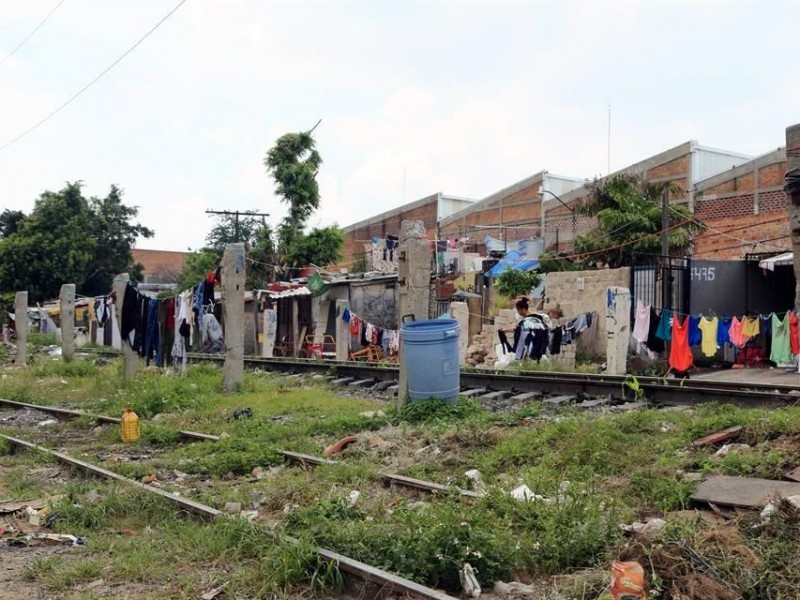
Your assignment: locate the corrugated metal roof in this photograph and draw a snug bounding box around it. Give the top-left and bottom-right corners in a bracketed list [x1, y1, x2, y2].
[267, 286, 311, 298]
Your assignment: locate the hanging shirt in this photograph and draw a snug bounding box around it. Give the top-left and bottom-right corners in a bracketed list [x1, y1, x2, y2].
[716, 317, 732, 348]
[688, 315, 702, 347]
[759, 314, 772, 338]
[770, 312, 793, 365]
[742, 316, 760, 339]
[790, 311, 799, 356]
[656, 309, 673, 342]
[645, 307, 665, 353]
[342, 308, 351, 324]
[632, 300, 650, 343]
[349, 315, 361, 336]
[728, 317, 748, 349]
[669, 314, 693, 372]
[698, 316, 719, 358]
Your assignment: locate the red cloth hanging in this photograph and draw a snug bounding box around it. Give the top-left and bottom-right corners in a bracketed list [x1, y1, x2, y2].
[669, 314, 694, 372]
[790, 311, 799, 356]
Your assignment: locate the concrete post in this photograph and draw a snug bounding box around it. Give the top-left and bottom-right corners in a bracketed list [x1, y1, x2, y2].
[222, 243, 245, 392]
[13, 291, 28, 367]
[450, 301, 469, 366]
[262, 308, 276, 358]
[112, 274, 138, 379]
[605, 286, 631, 376]
[335, 299, 350, 361]
[59, 284, 75, 362]
[397, 220, 431, 404]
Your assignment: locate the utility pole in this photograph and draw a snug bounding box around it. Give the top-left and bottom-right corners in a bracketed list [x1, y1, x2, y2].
[205, 210, 270, 244]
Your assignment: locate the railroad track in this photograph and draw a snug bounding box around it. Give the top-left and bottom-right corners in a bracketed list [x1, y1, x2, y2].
[0, 431, 459, 600]
[80, 348, 800, 408]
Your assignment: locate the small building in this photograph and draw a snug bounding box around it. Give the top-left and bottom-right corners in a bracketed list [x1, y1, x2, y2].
[131, 249, 189, 291]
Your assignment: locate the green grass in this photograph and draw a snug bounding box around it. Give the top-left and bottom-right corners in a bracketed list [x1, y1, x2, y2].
[3, 358, 800, 598]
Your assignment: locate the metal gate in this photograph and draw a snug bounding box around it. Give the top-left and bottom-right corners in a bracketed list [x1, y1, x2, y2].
[630, 253, 691, 321]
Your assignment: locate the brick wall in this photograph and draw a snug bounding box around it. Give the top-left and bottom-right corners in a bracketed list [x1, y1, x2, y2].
[646, 155, 688, 180]
[542, 267, 630, 359]
[694, 213, 791, 259]
[340, 199, 438, 268]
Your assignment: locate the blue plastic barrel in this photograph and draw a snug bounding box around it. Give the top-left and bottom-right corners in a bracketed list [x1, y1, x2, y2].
[400, 319, 460, 402]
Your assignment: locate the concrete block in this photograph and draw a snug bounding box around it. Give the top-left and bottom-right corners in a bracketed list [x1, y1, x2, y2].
[610, 401, 648, 412]
[373, 380, 397, 391]
[509, 392, 542, 402]
[348, 379, 374, 387]
[461, 388, 487, 398]
[542, 395, 575, 410]
[576, 398, 610, 410]
[332, 377, 355, 386]
[481, 391, 511, 401]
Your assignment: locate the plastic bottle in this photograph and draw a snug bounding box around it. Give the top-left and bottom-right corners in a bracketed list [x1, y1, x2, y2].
[121, 408, 140, 443]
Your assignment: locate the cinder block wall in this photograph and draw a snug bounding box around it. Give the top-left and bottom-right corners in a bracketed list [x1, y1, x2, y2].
[542, 267, 631, 359]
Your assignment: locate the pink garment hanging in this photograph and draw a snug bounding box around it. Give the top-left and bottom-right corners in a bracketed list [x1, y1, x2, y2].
[728, 317, 748, 349]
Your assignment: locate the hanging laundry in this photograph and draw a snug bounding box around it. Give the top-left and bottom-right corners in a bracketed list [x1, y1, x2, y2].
[349, 315, 362, 336]
[728, 316, 749, 349]
[655, 309, 673, 342]
[120, 285, 140, 346]
[342, 308, 351, 324]
[688, 315, 702, 347]
[632, 300, 650, 344]
[698, 316, 719, 358]
[742, 316, 760, 339]
[645, 307, 665, 353]
[759, 314, 772, 338]
[144, 298, 159, 365]
[770, 312, 793, 364]
[790, 311, 799, 356]
[669, 314, 693, 373]
[549, 325, 562, 355]
[716, 316, 733, 348]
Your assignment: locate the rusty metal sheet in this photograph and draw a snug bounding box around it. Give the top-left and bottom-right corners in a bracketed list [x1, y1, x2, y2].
[691, 475, 800, 508]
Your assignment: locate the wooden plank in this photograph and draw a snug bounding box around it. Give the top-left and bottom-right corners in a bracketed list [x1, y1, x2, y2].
[382, 473, 484, 499]
[692, 426, 743, 447]
[317, 547, 459, 600]
[786, 466, 800, 483]
[1, 434, 221, 520]
[280, 450, 336, 466]
[690, 475, 800, 508]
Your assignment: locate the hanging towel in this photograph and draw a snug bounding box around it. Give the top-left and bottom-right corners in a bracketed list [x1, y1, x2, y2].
[656, 309, 673, 342]
[770, 312, 793, 364]
[698, 316, 719, 358]
[688, 315, 702, 346]
[669, 314, 693, 372]
[632, 300, 650, 343]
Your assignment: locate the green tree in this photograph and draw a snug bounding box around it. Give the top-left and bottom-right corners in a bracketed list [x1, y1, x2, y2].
[0, 182, 152, 302]
[571, 174, 703, 268]
[284, 225, 343, 269]
[264, 130, 322, 247]
[494, 268, 542, 298]
[206, 214, 270, 253]
[177, 248, 219, 290]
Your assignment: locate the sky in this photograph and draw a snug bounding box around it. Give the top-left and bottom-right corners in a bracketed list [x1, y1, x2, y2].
[0, 0, 798, 251]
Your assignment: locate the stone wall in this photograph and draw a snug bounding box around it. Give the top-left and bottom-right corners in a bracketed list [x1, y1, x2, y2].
[542, 267, 631, 359]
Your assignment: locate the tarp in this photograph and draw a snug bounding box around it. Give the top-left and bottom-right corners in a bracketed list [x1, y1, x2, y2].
[488, 251, 540, 277]
[758, 252, 794, 271]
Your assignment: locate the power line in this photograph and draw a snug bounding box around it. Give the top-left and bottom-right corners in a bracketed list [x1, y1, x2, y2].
[0, 0, 65, 68]
[0, 0, 187, 154]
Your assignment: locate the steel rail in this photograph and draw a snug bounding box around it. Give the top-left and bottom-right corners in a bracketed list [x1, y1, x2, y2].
[0, 398, 219, 442]
[0, 433, 458, 600]
[279, 450, 483, 499]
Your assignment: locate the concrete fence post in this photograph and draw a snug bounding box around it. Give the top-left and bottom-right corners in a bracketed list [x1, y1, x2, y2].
[605, 286, 631, 376]
[222, 243, 245, 392]
[14, 291, 28, 367]
[113, 274, 138, 379]
[335, 299, 350, 361]
[59, 284, 75, 362]
[397, 220, 431, 405]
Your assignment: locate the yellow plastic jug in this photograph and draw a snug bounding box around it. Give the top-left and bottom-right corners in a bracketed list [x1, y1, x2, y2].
[121, 408, 140, 443]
